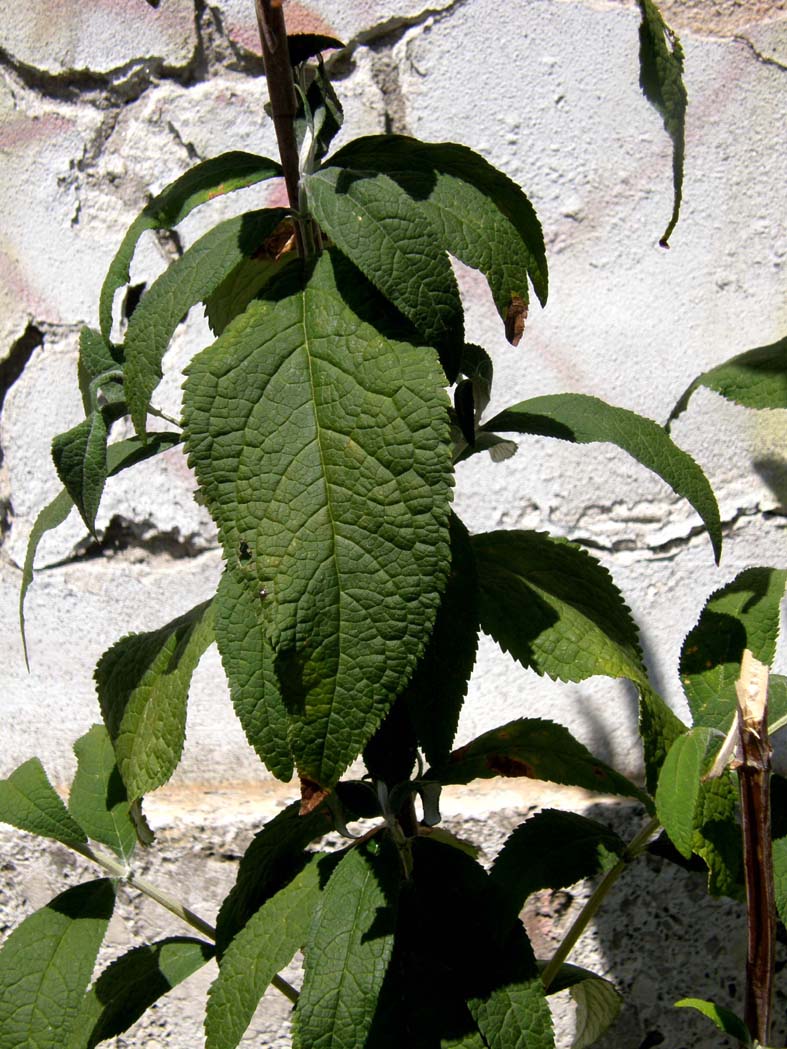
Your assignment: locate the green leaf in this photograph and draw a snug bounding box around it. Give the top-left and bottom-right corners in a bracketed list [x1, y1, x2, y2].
[95, 600, 215, 801]
[490, 810, 626, 919]
[484, 394, 721, 562]
[205, 252, 291, 336]
[670, 335, 787, 423]
[214, 564, 293, 781]
[67, 937, 213, 1049]
[0, 757, 87, 849]
[327, 134, 548, 324]
[772, 835, 787, 926]
[0, 879, 115, 1049]
[215, 799, 334, 955]
[19, 487, 74, 667]
[68, 724, 137, 862]
[680, 567, 787, 731]
[99, 151, 281, 337]
[637, 0, 687, 246]
[692, 774, 743, 898]
[472, 530, 648, 686]
[304, 168, 464, 370]
[184, 250, 453, 788]
[404, 513, 479, 766]
[207, 853, 335, 1049]
[106, 430, 182, 474]
[638, 683, 687, 795]
[432, 718, 650, 807]
[51, 410, 111, 533]
[569, 975, 623, 1049]
[77, 327, 124, 414]
[655, 726, 717, 858]
[124, 208, 287, 434]
[674, 998, 752, 1046]
[288, 34, 345, 66]
[294, 842, 400, 1049]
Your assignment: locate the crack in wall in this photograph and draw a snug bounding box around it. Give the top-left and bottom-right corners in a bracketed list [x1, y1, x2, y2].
[0, 323, 43, 421]
[734, 33, 787, 73]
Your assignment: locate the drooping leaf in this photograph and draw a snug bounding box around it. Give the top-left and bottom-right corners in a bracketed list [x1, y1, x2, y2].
[538, 965, 622, 1049]
[490, 810, 625, 920]
[404, 514, 479, 766]
[288, 33, 345, 66]
[124, 208, 287, 433]
[99, 151, 281, 337]
[304, 168, 464, 373]
[484, 395, 721, 561]
[208, 853, 336, 1049]
[674, 998, 752, 1046]
[669, 335, 787, 423]
[327, 135, 548, 328]
[297, 54, 344, 167]
[184, 250, 453, 788]
[772, 835, 787, 926]
[51, 410, 111, 533]
[692, 774, 743, 899]
[680, 567, 787, 731]
[0, 880, 115, 1049]
[0, 757, 87, 849]
[472, 530, 648, 686]
[638, 683, 687, 795]
[68, 724, 137, 862]
[637, 0, 687, 246]
[655, 727, 717, 859]
[214, 564, 293, 781]
[432, 718, 650, 807]
[67, 937, 213, 1049]
[293, 842, 401, 1049]
[77, 327, 124, 414]
[19, 487, 74, 666]
[106, 430, 182, 475]
[215, 799, 334, 954]
[95, 600, 215, 801]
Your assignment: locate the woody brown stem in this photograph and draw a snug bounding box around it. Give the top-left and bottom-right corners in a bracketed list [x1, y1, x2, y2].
[735, 649, 775, 1046]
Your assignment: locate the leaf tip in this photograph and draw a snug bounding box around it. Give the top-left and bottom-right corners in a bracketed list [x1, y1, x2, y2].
[504, 294, 528, 346]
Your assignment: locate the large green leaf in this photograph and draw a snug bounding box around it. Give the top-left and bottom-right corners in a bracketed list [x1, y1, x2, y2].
[67, 937, 213, 1049]
[637, 0, 687, 246]
[19, 487, 74, 666]
[95, 600, 215, 801]
[432, 718, 650, 807]
[205, 252, 291, 336]
[207, 853, 335, 1049]
[124, 208, 287, 434]
[655, 727, 717, 859]
[639, 683, 688, 795]
[51, 409, 111, 533]
[0, 880, 115, 1049]
[692, 774, 743, 899]
[490, 810, 625, 920]
[674, 999, 752, 1047]
[680, 567, 787, 730]
[484, 394, 721, 561]
[326, 134, 548, 335]
[304, 167, 464, 370]
[404, 513, 479, 766]
[215, 799, 334, 955]
[214, 564, 293, 781]
[293, 842, 400, 1049]
[68, 724, 137, 862]
[473, 530, 648, 686]
[184, 250, 453, 788]
[99, 151, 281, 337]
[540, 965, 622, 1049]
[0, 757, 87, 849]
[670, 336, 787, 422]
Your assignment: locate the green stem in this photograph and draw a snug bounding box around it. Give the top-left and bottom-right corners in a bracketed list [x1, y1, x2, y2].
[72, 841, 299, 1004]
[541, 815, 661, 991]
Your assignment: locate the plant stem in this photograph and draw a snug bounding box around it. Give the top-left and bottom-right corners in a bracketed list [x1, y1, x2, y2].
[254, 0, 306, 257]
[735, 650, 775, 1046]
[72, 840, 300, 1004]
[541, 815, 661, 991]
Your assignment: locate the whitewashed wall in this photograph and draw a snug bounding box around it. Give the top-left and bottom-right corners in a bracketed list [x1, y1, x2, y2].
[1, 1, 786, 1045]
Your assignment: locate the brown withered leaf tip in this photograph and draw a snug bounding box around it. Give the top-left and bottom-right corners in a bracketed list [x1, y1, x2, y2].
[485, 754, 535, 778]
[504, 294, 527, 346]
[300, 777, 331, 815]
[255, 218, 297, 261]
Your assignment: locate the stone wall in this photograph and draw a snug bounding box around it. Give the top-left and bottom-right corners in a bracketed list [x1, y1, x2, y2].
[1, 1, 786, 1046]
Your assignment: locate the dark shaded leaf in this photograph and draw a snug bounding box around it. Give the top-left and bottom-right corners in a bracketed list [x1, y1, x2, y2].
[69, 724, 137, 862]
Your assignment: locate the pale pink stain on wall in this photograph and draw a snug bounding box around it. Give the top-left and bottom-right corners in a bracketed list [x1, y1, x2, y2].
[0, 113, 74, 153]
[227, 1, 337, 56]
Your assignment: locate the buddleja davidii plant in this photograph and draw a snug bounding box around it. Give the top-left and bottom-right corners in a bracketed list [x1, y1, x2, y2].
[1, 2, 717, 1047]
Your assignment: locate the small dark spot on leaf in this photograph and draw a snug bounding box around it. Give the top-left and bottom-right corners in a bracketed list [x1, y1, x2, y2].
[239, 541, 251, 561]
[259, 588, 268, 600]
[300, 777, 331, 816]
[486, 754, 535, 778]
[255, 219, 297, 262]
[504, 294, 527, 345]
[592, 765, 608, 779]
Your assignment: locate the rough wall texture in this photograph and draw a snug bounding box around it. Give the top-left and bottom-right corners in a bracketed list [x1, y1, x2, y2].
[1, 0, 786, 1046]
